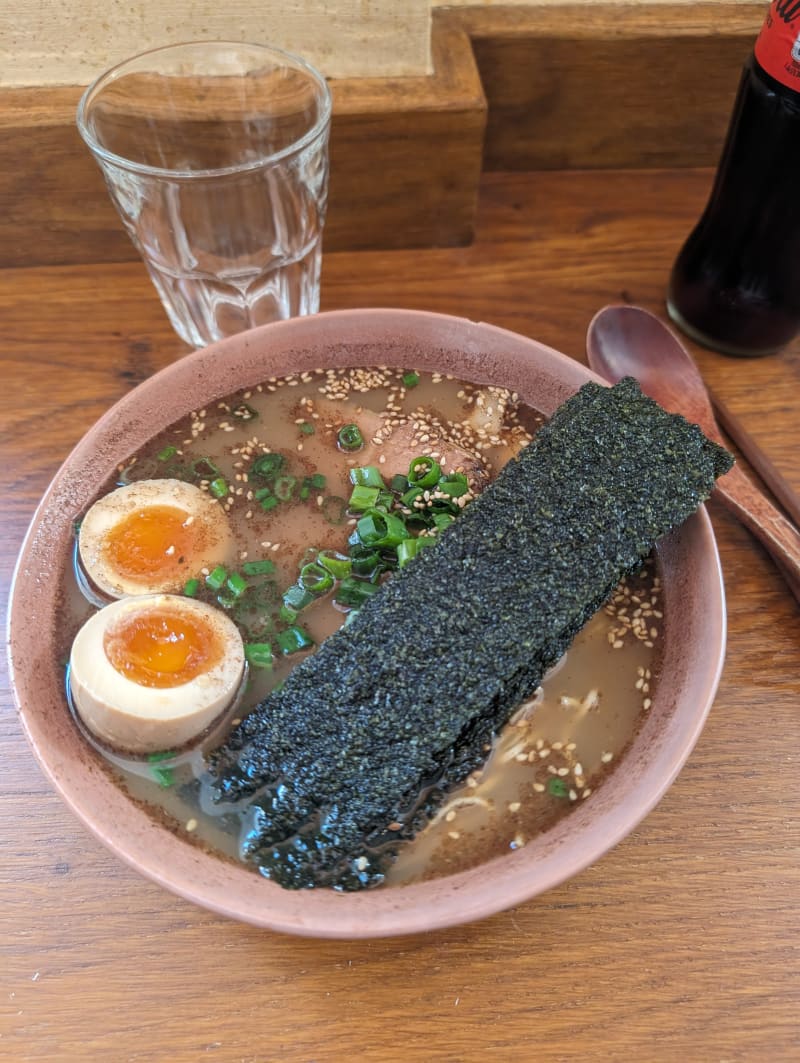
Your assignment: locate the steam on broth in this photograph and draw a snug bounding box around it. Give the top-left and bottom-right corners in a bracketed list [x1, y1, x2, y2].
[62, 365, 663, 887]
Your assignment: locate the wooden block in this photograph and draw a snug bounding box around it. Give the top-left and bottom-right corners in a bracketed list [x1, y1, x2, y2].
[0, 21, 485, 268]
[451, 3, 765, 170]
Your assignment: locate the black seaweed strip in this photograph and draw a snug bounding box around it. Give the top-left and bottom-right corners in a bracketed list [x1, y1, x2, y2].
[206, 378, 733, 890]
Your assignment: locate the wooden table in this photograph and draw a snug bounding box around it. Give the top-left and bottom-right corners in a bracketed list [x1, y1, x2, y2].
[2, 170, 798, 1061]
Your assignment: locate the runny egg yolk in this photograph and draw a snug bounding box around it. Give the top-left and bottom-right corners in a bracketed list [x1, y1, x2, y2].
[102, 505, 197, 584]
[103, 605, 225, 688]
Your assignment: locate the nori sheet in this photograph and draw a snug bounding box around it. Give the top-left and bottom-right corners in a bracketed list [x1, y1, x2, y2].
[205, 377, 733, 890]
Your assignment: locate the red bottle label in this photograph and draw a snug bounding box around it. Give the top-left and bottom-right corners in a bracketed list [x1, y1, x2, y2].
[755, 1, 800, 90]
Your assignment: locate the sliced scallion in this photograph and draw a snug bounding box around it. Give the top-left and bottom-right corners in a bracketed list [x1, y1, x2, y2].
[193, 457, 221, 480]
[402, 370, 420, 388]
[274, 474, 297, 501]
[335, 577, 382, 608]
[283, 584, 315, 612]
[251, 453, 284, 480]
[209, 477, 228, 499]
[407, 456, 441, 488]
[299, 562, 334, 595]
[317, 550, 352, 579]
[205, 566, 227, 591]
[547, 777, 569, 798]
[338, 423, 364, 451]
[226, 572, 248, 598]
[277, 625, 314, 655]
[244, 643, 274, 669]
[356, 509, 410, 548]
[183, 577, 200, 597]
[349, 485, 381, 512]
[396, 536, 436, 568]
[241, 559, 276, 576]
[157, 445, 177, 462]
[349, 466, 386, 489]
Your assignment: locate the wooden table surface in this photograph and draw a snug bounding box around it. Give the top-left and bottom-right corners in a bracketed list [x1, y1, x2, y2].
[2, 170, 798, 1062]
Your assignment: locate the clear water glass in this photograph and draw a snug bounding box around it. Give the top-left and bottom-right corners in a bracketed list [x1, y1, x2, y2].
[77, 41, 332, 348]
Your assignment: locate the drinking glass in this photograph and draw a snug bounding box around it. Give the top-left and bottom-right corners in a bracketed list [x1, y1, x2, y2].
[77, 41, 332, 348]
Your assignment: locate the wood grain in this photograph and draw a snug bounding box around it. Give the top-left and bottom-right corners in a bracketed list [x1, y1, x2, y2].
[453, 2, 765, 170]
[2, 168, 799, 1062]
[0, 20, 485, 268]
[0, 2, 774, 269]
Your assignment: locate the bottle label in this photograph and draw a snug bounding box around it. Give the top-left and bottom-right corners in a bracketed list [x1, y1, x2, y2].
[755, 1, 800, 90]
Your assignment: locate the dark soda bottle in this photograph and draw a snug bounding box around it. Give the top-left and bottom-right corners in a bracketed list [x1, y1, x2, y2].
[667, 0, 800, 356]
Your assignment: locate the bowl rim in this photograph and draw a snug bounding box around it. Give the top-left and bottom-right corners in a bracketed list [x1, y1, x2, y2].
[6, 307, 727, 938]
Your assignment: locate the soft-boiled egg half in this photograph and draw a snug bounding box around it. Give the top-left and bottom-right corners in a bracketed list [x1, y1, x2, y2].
[78, 479, 233, 598]
[69, 594, 245, 755]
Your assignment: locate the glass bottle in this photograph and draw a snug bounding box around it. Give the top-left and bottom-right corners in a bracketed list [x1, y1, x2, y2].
[667, 1, 800, 356]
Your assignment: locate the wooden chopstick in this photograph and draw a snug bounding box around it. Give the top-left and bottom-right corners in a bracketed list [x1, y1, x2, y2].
[709, 386, 800, 532]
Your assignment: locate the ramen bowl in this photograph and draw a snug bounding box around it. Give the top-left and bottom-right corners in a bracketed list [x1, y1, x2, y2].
[7, 308, 726, 937]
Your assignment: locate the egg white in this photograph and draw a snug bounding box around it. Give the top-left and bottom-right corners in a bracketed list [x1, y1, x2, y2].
[69, 594, 245, 755]
[78, 478, 233, 598]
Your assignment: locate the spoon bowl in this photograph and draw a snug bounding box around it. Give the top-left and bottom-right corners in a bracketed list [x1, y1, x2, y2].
[586, 305, 800, 605]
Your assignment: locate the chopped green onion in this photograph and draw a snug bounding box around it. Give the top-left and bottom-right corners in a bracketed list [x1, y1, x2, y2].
[547, 777, 569, 798]
[308, 473, 326, 489]
[277, 625, 314, 655]
[193, 457, 221, 479]
[244, 643, 274, 669]
[241, 559, 276, 576]
[322, 496, 347, 524]
[408, 456, 441, 488]
[283, 584, 315, 611]
[351, 551, 382, 577]
[251, 453, 285, 480]
[232, 402, 258, 420]
[349, 485, 381, 512]
[432, 512, 455, 532]
[400, 486, 425, 509]
[356, 509, 410, 548]
[299, 562, 334, 595]
[318, 550, 352, 579]
[279, 603, 298, 624]
[274, 475, 297, 501]
[260, 494, 280, 512]
[390, 474, 409, 494]
[338, 423, 364, 451]
[437, 473, 470, 498]
[299, 421, 315, 435]
[183, 577, 200, 597]
[402, 370, 420, 388]
[226, 572, 248, 598]
[157, 445, 177, 462]
[349, 466, 386, 489]
[215, 591, 237, 609]
[335, 577, 382, 607]
[205, 565, 228, 591]
[209, 477, 228, 499]
[147, 751, 175, 789]
[397, 536, 436, 568]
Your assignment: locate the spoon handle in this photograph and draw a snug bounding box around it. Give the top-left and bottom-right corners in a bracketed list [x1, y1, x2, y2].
[716, 463, 800, 605]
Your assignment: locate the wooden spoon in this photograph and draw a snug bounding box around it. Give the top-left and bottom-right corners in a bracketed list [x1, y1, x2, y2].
[586, 304, 800, 605]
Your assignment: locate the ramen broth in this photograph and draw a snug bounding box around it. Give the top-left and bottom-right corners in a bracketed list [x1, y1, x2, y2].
[61, 366, 661, 886]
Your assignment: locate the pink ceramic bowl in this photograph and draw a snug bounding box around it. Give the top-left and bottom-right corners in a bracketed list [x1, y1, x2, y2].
[7, 309, 726, 938]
